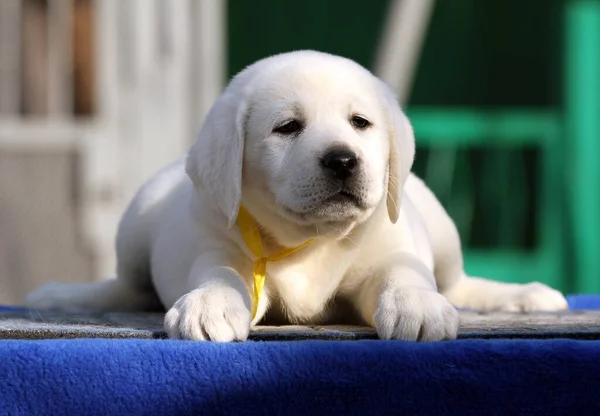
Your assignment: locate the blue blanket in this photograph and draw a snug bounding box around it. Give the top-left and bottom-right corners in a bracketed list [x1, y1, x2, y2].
[1, 295, 599, 416]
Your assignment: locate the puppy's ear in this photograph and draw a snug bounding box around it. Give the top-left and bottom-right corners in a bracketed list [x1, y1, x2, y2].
[186, 90, 248, 229]
[381, 84, 416, 224]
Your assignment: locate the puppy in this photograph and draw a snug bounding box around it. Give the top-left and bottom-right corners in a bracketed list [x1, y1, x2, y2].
[25, 50, 568, 341]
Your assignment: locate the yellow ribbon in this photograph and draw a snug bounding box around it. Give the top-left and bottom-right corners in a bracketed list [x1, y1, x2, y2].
[236, 206, 314, 320]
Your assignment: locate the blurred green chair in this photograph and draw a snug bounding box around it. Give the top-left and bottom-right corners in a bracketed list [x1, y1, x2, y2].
[408, 108, 565, 290]
[565, 0, 600, 293]
[404, 0, 600, 294]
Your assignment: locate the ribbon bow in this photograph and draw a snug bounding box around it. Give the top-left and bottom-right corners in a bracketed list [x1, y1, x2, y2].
[236, 206, 313, 319]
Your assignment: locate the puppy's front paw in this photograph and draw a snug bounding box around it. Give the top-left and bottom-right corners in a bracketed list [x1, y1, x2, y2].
[498, 282, 569, 312]
[164, 286, 251, 342]
[374, 288, 459, 342]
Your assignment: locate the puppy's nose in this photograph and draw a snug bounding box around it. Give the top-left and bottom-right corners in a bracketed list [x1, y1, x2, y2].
[321, 149, 358, 180]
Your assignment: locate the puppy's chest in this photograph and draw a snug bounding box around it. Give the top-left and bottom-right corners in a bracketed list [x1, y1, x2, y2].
[266, 246, 355, 319]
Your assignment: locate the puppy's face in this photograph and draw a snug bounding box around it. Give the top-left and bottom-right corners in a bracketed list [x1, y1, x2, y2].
[187, 51, 415, 239]
[242, 61, 390, 229]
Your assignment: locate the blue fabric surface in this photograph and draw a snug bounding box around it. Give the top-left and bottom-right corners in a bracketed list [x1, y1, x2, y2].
[0, 294, 599, 416]
[567, 294, 600, 310]
[1, 338, 600, 416]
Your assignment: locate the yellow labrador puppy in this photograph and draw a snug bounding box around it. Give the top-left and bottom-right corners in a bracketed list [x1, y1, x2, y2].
[25, 51, 568, 342]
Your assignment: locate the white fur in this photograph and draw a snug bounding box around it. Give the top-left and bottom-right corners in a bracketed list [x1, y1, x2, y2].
[25, 51, 568, 342]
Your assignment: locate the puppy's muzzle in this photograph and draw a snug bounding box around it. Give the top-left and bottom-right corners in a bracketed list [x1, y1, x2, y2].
[320, 148, 358, 181]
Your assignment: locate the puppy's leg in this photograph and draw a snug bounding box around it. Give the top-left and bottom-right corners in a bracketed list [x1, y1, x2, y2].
[25, 249, 162, 311]
[423, 194, 569, 312]
[24, 278, 162, 312]
[25, 243, 162, 312]
[442, 275, 568, 312]
[163, 252, 255, 342]
[351, 252, 459, 342]
[25, 197, 162, 312]
[406, 174, 568, 311]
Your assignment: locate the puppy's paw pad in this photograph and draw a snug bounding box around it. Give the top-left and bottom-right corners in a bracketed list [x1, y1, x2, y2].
[375, 288, 459, 342]
[164, 286, 251, 342]
[499, 282, 569, 312]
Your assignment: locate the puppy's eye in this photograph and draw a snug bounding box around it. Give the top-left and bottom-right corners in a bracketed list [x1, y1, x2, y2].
[350, 115, 371, 129]
[274, 120, 302, 135]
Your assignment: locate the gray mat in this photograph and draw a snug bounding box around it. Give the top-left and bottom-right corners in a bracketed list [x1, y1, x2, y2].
[1, 308, 600, 341]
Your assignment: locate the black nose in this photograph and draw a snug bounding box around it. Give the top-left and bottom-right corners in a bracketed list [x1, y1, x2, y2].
[321, 148, 358, 181]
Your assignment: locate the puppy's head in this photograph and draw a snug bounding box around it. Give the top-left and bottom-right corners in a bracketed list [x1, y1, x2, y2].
[186, 51, 415, 237]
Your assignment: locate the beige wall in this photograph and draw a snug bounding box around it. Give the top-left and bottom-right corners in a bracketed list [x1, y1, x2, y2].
[0, 150, 95, 305]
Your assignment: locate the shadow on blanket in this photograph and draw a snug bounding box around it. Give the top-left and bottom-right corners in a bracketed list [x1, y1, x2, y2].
[0, 294, 598, 415]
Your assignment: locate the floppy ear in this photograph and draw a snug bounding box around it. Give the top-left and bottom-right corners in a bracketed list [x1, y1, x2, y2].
[185, 90, 248, 229]
[381, 85, 416, 224]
